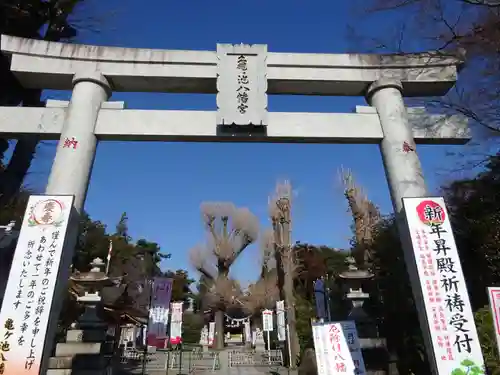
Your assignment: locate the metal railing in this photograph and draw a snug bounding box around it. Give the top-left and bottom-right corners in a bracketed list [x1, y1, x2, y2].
[113, 347, 221, 374]
[228, 350, 284, 367]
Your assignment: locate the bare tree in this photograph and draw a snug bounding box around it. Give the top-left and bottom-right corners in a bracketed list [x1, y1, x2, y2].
[238, 236, 279, 349]
[339, 168, 381, 270]
[242, 230, 279, 313]
[260, 229, 277, 274]
[268, 181, 301, 368]
[189, 202, 259, 349]
[242, 275, 279, 318]
[349, 0, 500, 169]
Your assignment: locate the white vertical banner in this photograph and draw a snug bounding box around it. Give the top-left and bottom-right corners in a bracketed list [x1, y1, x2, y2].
[208, 321, 215, 346]
[403, 197, 485, 375]
[488, 287, 500, 358]
[276, 300, 286, 341]
[262, 309, 273, 332]
[169, 302, 183, 345]
[312, 322, 355, 375]
[0, 196, 75, 375]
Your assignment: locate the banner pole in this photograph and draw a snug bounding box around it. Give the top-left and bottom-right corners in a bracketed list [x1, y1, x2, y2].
[141, 278, 154, 375]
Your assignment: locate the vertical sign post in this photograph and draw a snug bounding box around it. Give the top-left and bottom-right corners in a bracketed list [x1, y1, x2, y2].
[262, 309, 273, 353]
[402, 197, 485, 375]
[0, 195, 75, 375]
[487, 287, 500, 358]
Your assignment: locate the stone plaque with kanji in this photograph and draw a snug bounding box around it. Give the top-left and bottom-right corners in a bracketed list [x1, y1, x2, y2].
[216, 44, 268, 126]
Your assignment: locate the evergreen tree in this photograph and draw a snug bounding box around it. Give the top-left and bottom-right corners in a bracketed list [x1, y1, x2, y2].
[0, 0, 101, 208]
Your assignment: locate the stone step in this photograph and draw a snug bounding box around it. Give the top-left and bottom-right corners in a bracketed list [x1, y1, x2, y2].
[48, 355, 108, 370]
[46, 370, 108, 375]
[55, 342, 102, 356]
[66, 329, 107, 343]
[359, 338, 387, 349]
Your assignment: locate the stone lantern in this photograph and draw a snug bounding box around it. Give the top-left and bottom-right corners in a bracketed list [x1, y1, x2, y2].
[47, 258, 122, 375]
[338, 256, 375, 337]
[69, 258, 119, 329]
[338, 256, 392, 375]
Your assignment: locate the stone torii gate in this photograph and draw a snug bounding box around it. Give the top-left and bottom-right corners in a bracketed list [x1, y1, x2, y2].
[0, 35, 470, 372]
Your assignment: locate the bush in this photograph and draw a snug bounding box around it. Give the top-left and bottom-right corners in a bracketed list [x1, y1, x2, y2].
[474, 306, 500, 375]
[182, 312, 204, 344]
[295, 295, 316, 355]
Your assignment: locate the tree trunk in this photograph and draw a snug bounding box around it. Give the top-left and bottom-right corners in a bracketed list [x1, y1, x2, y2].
[0, 89, 42, 208]
[214, 309, 225, 349]
[282, 219, 300, 369]
[275, 246, 293, 364]
[0, 138, 38, 202]
[0, 54, 23, 106]
[284, 260, 300, 368]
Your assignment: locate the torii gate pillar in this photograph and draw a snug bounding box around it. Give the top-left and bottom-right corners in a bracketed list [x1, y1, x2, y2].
[45, 72, 111, 213]
[366, 78, 428, 214]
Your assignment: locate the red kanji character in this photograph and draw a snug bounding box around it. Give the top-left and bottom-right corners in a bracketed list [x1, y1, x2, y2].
[335, 362, 347, 372]
[63, 137, 78, 149]
[402, 141, 414, 153]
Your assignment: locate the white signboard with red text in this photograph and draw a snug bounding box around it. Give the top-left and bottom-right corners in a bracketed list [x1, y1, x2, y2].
[0, 195, 74, 375]
[403, 197, 485, 375]
[487, 287, 500, 357]
[312, 321, 366, 375]
[262, 309, 273, 332]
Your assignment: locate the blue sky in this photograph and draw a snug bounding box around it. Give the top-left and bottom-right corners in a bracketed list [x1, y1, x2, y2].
[15, 0, 470, 286]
